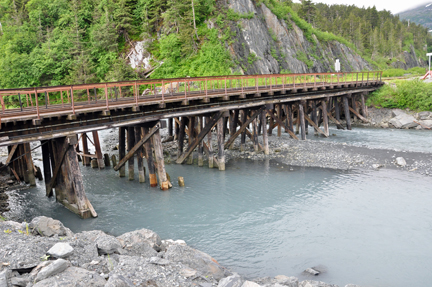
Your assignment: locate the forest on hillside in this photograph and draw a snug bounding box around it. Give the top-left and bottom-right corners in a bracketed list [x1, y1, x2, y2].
[0, 0, 431, 91]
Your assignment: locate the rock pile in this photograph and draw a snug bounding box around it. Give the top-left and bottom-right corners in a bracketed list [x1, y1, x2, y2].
[0, 216, 359, 287]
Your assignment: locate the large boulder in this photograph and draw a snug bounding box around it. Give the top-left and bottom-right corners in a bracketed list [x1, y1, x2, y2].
[275, 275, 299, 287]
[35, 259, 70, 283]
[29, 216, 71, 237]
[46, 242, 74, 258]
[419, 120, 432, 128]
[0, 270, 9, 287]
[218, 274, 244, 287]
[77, 230, 121, 255]
[117, 228, 162, 251]
[33, 267, 106, 287]
[164, 244, 230, 280]
[389, 112, 418, 129]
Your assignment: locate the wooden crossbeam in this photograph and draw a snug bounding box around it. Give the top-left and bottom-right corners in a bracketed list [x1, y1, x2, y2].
[114, 123, 160, 171]
[237, 119, 264, 150]
[176, 112, 223, 164]
[319, 106, 345, 130]
[75, 152, 97, 159]
[304, 114, 328, 137]
[224, 107, 264, 149]
[270, 114, 287, 130]
[5, 144, 18, 165]
[46, 139, 71, 196]
[348, 106, 370, 123]
[267, 111, 299, 140]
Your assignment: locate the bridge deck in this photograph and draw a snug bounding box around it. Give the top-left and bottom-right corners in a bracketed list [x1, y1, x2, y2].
[0, 72, 383, 146]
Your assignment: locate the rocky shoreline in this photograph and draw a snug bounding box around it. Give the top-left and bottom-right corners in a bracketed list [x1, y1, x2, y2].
[0, 216, 353, 287]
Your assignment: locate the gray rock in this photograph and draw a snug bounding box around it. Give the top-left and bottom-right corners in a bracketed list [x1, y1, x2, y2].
[117, 228, 162, 251]
[165, 244, 229, 280]
[418, 111, 430, 120]
[344, 285, 361, 287]
[299, 280, 338, 287]
[395, 157, 407, 167]
[391, 109, 406, 117]
[29, 216, 70, 237]
[275, 275, 299, 287]
[47, 242, 74, 258]
[419, 120, 432, 128]
[33, 267, 106, 287]
[95, 234, 121, 255]
[218, 274, 244, 287]
[242, 281, 262, 287]
[0, 270, 9, 287]
[389, 113, 418, 129]
[35, 258, 70, 282]
[305, 268, 320, 276]
[10, 276, 29, 287]
[105, 274, 134, 287]
[372, 164, 384, 169]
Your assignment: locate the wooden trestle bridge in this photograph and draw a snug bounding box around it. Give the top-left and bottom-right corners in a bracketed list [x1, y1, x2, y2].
[0, 71, 383, 218]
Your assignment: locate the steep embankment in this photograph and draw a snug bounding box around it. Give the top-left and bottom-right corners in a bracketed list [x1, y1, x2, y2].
[127, 0, 371, 77]
[227, 0, 370, 74]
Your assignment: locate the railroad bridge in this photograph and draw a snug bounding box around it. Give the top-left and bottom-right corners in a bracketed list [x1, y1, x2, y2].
[0, 71, 383, 218]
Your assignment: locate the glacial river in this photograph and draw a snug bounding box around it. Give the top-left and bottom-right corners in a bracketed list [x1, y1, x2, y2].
[5, 126, 432, 287]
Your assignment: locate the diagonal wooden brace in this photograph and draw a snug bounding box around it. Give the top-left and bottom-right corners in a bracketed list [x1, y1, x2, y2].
[114, 123, 160, 171]
[224, 107, 264, 149]
[176, 112, 223, 164]
[349, 106, 370, 123]
[267, 110, 299, 140]
[304, 114, 328, 137]
[5, 144, 18, 166]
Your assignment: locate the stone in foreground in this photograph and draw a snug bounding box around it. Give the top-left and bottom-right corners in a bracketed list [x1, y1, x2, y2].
[47, 242, 74, 258]
[218, 273, 243, 287]
[35, 259, 70, 282]
[395, 157, 407, 167]
[29, 216, 70, 237]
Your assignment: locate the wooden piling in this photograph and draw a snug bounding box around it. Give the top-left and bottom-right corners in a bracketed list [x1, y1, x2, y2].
[23, 143, 36, 186]
[177, 117, 187, 158]
[335, 97, 341, 127]
[229, 110, 239, 149]
[92, 131, 105, 169]
[285, 104, 294, 137]
[240, 110, 247, 151]
[343, 96, 352, 130]
[360, 93, 368, 118]
[217, 117, 225, 171]
[119, 127, 126, 177]
[198, 117, 204, 167]
[174, 117, 179, 140]
[187, 117, 196, 165]
[299, 102, 306, 140]
[321, 99, 329, 137]
[152, 125, 170, 190]
[41, 140, 53, 196]
[81, 133, 90, 166]
[261, 109, 269, 155]
[312, 100, 318, 135]
[104, 153, 110, 167]
[127, 126, 135, 180]
[253, 117, 259, 152]
[143, 125, 158, 187]
[168, 118, 173, 137]
[135, 126, 146, 183]
[268, 109, 274, 136]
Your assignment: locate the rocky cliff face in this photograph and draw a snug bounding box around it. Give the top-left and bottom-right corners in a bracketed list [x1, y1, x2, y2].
[391, 45, 427, 70]
[227, 0, 371, 74]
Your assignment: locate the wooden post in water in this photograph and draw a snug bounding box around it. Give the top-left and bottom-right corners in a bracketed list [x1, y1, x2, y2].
[229, 110, 239, 149]
[261, 109, 269, 155]
[352, 95, 358, 122]
[217, 117, 225, 171]
[253, 116, 259, 152]
[152, 124, 170, 190]
[198, 117, 204, 167]
[335, 97, 341, 128]
[312, 100, 318, 135]
[299, 102, 306, 140]
[143, 125, 158, 187]
[222, 117, 228, 142]
[321, 99, 329, 137]
[92, 131, 105, 169]
[285, 104, 294, 138]
[135, 126, 145, 183]
[343, 95, 352, 130]
[187, 116, 195, 165]
[268, 109, 274, 136]
[127, 126, 135, 180]
[360, 93, 368, 118]
[41, 141, 53, 196]
[23, 143, 36, 186]
[48, 136, 97, 219]
[119, 127, 126, 177]
[276, 104, 282, 137]
[81, 133, 90, 166]
[206, 116, 214, 168]
[240, 109, 247, 151]
[177, 117, 187, 158]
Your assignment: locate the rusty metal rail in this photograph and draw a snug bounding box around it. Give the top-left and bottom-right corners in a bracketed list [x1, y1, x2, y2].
[0, 71, 382, 123]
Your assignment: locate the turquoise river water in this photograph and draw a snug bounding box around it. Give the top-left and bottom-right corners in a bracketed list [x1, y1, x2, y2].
[5, 126, 432, 287]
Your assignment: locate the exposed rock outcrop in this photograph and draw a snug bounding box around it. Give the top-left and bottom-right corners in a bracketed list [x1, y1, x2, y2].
[228, 0, 371, 74]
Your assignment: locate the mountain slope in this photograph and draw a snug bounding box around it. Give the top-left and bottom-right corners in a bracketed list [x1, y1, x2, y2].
[399, 2, 432, 29]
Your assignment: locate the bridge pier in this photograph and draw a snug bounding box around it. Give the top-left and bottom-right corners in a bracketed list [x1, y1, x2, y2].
[42, 136, 97, 219]
[6, 143, 37, 186]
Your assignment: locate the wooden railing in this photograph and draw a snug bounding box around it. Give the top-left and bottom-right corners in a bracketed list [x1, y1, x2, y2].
[0, 71, 382, 120]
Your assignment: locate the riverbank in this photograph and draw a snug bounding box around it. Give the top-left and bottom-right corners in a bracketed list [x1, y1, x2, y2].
[0, 216, 351, 287]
